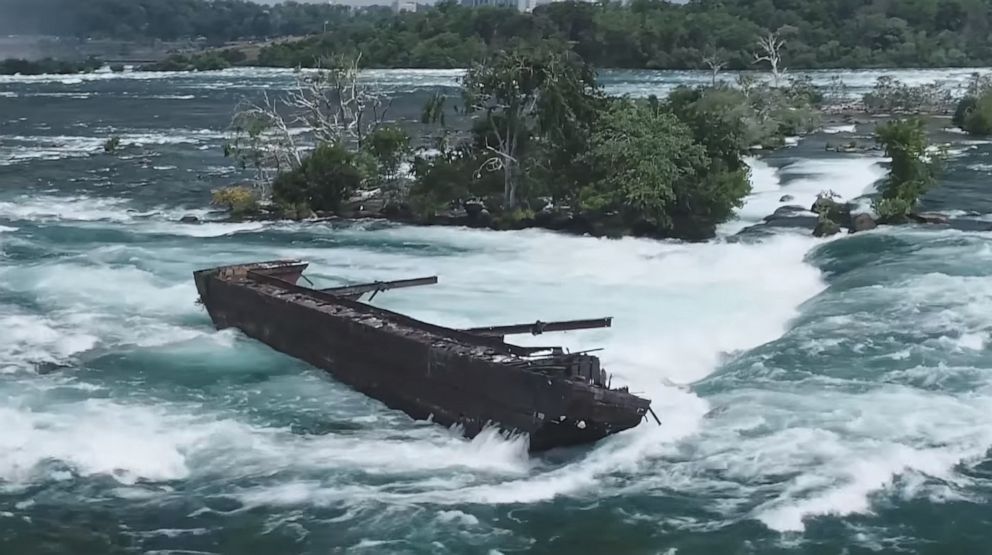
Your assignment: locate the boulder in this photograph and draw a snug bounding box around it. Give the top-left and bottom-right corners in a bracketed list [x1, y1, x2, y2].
[810, 197, 853, 229]
[813, 219, 841, 238]
[179, 215, 200, 224]
[534, 206, 577, 231]
[438, 207, 468, 222]
[849, 213, 877, 233]
[34, 361, 71, 374]
[463, 199, 486, 218]
[760, 214, 819, 230]
[779, 194, 795, 203]
[380, 201, 414, 220]
[475, 208, 493, 226]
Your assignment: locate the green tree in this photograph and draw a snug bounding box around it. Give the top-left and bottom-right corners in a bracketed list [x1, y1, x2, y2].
[579, 100, 749, 239]
[463, 44, 599, 209]
[873, 118, 942, 221]
[363, 126, 413, 198]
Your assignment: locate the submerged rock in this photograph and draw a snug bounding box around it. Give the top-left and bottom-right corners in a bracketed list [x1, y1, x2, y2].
[850, 213, 878, 233]
[464, 199, 485, 218]
[35, 361, 72, 374]
[813, 219, 841, 237]
[534, 206, 577, 231]
[779, 194, 795, 203]
[179, 215, 200, 224]
[765, 205, 809, 220]
[908, 212, 950, 225]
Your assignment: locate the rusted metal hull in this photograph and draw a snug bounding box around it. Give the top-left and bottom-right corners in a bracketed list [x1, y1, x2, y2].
[194, 261, 650, 451]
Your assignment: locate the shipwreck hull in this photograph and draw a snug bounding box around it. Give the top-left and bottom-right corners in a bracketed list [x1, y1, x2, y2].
[194, 261, 649, 451]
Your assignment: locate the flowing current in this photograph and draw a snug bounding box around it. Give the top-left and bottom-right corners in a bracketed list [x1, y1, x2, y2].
[2, 68, 992, 554]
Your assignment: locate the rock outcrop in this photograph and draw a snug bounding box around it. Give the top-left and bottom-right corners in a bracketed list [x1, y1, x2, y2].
[850, 213, 878, 233]
[813, 219, 842, 237]
[908, 212, 950, 225]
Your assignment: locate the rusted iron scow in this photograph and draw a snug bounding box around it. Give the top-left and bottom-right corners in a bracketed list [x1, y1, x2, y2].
[193, 260, 652, 451]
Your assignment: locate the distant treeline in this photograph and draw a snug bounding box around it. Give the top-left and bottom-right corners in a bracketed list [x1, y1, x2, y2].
[3, 0, 992, 69]
[0, 57, 102, 75]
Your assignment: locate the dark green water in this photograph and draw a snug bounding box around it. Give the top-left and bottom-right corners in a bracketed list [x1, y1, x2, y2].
[2, 68, 992, 554]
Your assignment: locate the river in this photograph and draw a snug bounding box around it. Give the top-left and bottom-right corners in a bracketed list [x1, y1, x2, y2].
[2, 67, 992, 554]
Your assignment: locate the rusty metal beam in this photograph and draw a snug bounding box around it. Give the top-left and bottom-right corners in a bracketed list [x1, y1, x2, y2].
[464, 317, 612, 337]
[322, 276, 438, 300]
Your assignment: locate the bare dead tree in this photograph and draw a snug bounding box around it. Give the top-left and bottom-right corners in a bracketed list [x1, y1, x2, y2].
[224, 53, 390, 190]
[225, 91, 304, 188]
[753, 32, 787, 86]
[286, 54, 390, 148]
[702, 53, 726, 87]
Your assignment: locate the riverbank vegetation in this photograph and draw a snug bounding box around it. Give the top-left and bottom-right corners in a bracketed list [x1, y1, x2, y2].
[0, 57, 102, 76]
[6, 0, 992, 70]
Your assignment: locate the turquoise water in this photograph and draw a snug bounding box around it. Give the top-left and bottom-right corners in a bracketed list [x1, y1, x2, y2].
[2, 68, 992, 554]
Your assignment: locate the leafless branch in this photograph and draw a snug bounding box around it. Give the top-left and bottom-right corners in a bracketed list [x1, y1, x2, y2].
[753, 32, 787, 86]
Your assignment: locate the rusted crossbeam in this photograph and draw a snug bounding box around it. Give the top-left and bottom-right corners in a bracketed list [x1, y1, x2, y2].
[464, 317, 612, 337]
[322, 276, 438, 300]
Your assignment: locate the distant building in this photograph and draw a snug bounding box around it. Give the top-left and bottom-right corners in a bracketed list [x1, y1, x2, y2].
[461, 0, 603, 11]
[392, 0, 417, 11]
[460, 0, 516, 8]
[532, 0, 603, 7]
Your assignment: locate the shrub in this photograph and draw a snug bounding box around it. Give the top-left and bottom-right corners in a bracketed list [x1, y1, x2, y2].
[862, 77, 953, 114]
[0, 57, 101, 75]
[873, 197, 915, 222]
[409, 148, 499, 217]
[191, 53, 231, 72]
[103, 136, 122, 153]
[219, 49, 248, 64]
[272, 143, 368, 215]
[955, 91, 992, 136]
[872, 118, 942, 221]
[212, 185, 259, 217]
[363, 126, 412, 197]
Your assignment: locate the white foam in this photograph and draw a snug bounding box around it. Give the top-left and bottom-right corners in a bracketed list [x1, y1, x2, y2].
[0, 400, 219, 484]
[747, 388, 992, 532]
[0, 311, 98, 373]
[824, 124, 857, 134]
[955, 333, 986, 350]
[138, 220, 268, 237]
[7, 263, 198, 316]
[0, 130, 228, 166]
[436, 510, 480, 526]
[0, 195, 133, 222]
[720, 155, 888, 234]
